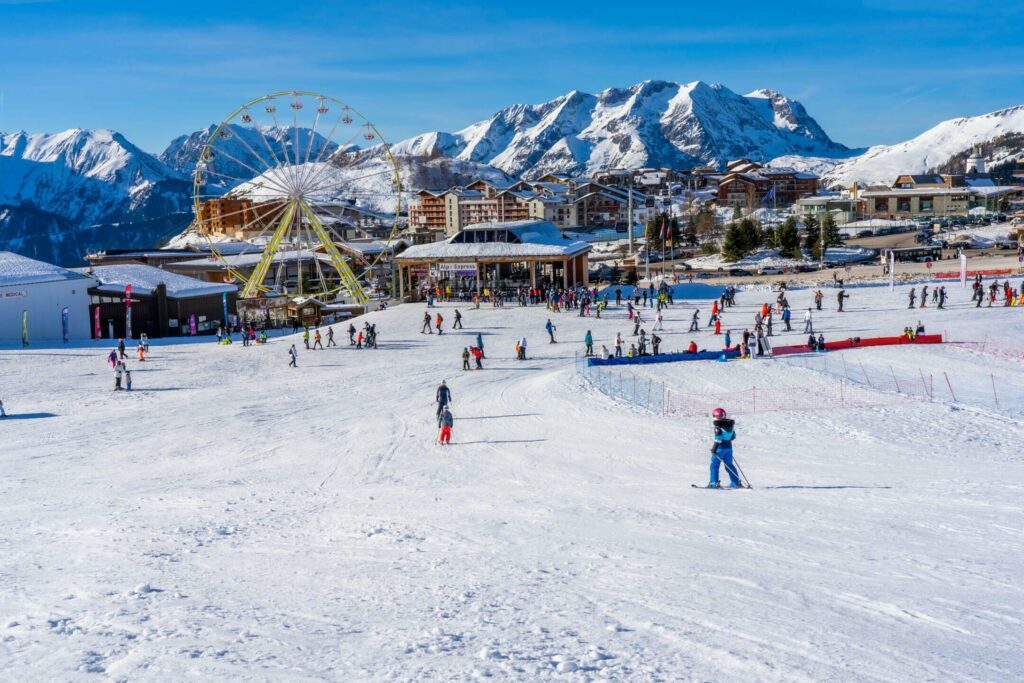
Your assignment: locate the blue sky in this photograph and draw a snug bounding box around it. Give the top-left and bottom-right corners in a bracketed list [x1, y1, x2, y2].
[1, 0, 1022, 154]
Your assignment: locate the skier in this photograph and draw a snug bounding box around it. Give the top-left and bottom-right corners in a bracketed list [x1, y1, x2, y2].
[327, 326, 336, 347]
[436, 380, 452, 416]
[437, 405, 454, 445]
[782, 306, 792, 332]
[908, 288, 917, 309]
[724, 330, 732, 350]
[453, 309, 463, 329]
[476, 332, 485, 357]
[937, 286, 947, 309]
[689, 309, 700, 332]
[313, 329, 324, 349]
[114, 362, 124, 390]
[920, 285, 928, 308]
[125, 368, 132, 392]
[422, 311, 433, 334]
[814, 290, 823, 311]
[837, 289, 849, 312]
[584, 330, 594, 357]
[803, 308, 814, 333]
[654, 311, 664, 331]
[545, 319, 557, 344]
[435, 312, 444, 335]
[707, 407, 742, 488]
[651, 333, 661, 355]
[118, 338, 126, 359]
[471, 346, 483, 370]
[462, 347, 471, 371]
[107, 349, 118, 368]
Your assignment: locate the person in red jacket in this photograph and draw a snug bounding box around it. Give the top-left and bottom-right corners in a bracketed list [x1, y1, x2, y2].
[470, 346, 483, 369]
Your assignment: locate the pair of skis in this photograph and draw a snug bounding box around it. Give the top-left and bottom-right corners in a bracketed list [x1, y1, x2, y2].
[691, 483, 752, 490]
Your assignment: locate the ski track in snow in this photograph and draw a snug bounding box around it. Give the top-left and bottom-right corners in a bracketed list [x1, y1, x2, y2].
[1, 281, 1023, 681]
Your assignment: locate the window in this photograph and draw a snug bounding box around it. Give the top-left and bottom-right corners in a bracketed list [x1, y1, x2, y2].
[919, 197, 933, 212]
[897, 198, 911, 213]
[875, 198, 888, 212]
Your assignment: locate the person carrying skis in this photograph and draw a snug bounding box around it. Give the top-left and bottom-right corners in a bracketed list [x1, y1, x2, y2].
[437, 405, 454, 445]
[707, 407, 742, 488]
[288, 344, 298, 367]
[545, 319, 557, 343]
[584, 330, 594, 357]
[436, 380, 452, 416]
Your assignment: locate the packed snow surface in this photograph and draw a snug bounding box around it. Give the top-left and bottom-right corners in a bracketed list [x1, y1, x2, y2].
[1, 279, 1023, 680]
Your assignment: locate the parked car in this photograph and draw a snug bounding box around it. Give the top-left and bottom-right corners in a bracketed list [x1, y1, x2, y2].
[948, 240, 970, 250]
[757, 266, 784, 275]
[993, 237, 1017, 250]
[930, 239, 950, 249]
[727, 268, 753, 276]
[857, 229, 875, 238]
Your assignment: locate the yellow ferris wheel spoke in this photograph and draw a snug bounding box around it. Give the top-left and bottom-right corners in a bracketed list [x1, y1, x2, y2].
[299, 201, 369, 305]
[243, 202, 296, 298]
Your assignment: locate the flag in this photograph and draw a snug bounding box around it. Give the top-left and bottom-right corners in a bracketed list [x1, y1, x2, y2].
[21, 309, 28, 347]
[189, 314, 197, 336]
[959, 253, 968, 288]
[761, 183, 776, 205]
[93, 305, 101, 340]
[221, 291, 229, 326]
[125, 284, 133, 339]
[888, 251, 896, 292]
[61, 307, 69, 343]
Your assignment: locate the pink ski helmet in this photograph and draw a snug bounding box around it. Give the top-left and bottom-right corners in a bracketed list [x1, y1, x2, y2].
[711, 407, 727, 419]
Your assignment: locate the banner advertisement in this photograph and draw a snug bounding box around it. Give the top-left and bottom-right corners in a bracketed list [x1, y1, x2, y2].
[61, 306, 69, 343]
[125, 284, 133, 339]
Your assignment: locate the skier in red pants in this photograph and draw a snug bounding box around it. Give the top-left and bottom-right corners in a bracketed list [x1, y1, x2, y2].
[438, 406, 454, 445]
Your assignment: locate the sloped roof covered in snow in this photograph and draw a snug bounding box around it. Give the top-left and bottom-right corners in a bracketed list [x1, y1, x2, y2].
[0, 251, 92, 287]
[76, 264, 237, 298]
[396, 220, 590, 261]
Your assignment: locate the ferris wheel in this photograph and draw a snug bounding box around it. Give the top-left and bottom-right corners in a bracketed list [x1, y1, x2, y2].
[192, 91, 403, 304]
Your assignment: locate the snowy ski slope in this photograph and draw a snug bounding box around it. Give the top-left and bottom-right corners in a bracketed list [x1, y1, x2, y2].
[1, 280, 1023, 680]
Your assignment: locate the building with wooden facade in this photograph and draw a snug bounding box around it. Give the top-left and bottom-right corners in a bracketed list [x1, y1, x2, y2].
[394, 220, 591, 301]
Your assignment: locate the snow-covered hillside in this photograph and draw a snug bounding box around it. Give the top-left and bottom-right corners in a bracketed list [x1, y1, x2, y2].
[0, 129, 191, 264]
[777, 104, 1024, 187]
[2, 280, 1022, 679]
[393, 80, 854, 178]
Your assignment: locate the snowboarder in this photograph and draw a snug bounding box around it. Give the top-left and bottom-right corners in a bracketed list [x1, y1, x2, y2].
[436, 380, 452, 415]
[707, 408, 742, 488]
[584, 330, 594, 357]
[546, 319, 557, 343]
[437, 406, 454, 445]
[288, 344, 298, 367]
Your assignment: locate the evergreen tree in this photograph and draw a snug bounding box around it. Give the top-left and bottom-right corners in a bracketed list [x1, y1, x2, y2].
[820, 212, 842, 259]
[776, 217, 801, 258]
[684, 214, 699, 247]
[721, 223, 745, 262]
[645, 214, 667, 251]
[803, 215, 819, 255]
[732, 205, 743, 221]
[738, 217, 762, 253]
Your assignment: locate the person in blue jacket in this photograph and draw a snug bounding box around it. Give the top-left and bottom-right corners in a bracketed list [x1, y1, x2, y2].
[708, 407, 742, 488]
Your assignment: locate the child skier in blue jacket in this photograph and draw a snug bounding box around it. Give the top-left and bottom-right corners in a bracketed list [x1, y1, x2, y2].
[709, 408, 742, 488]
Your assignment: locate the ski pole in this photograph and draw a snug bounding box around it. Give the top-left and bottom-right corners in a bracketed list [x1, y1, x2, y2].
[729, 455, 753, 489]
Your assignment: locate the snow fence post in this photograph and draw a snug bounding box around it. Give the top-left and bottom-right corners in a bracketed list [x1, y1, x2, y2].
[632, 374, 637, 405]
[752, 385, 756, 414]
[991, 374, 1000, 410]
[944, 372, 957, 402]
[919, 368, 932, 399]
[646, 378, 652, 410]
[890, 365, 901, 393]
[860, 361, 874, 389]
